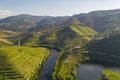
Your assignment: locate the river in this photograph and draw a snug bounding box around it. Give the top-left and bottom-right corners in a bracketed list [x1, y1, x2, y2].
[76, 64, 103, 80]
[38, 49, 59, 80]
[76, 64, 120, 80]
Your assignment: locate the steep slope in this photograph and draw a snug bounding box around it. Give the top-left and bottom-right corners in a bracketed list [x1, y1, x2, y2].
[88, 31, 120, 66]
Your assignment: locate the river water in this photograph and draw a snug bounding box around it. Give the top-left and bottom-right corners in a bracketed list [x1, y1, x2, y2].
[76, 64, 103, 80]
[38, 49, 59, 80]
[76, 64, 120, 80]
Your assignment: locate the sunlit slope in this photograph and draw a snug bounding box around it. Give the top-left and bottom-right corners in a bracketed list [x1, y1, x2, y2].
[102, 70, 120, 80]
[0, 46, 49, 80]
[70, 26, 97, 41]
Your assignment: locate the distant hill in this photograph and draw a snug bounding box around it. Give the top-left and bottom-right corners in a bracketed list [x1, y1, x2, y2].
[0, 9, 120, 33]
[0, 14, 51, 32]
[0, 14, 68, 32]
[29, 9, 120, 33]
[1, 9, 120, 33]
[72, 9, 120, 33]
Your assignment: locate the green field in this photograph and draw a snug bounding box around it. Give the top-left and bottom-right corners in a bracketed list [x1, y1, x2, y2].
[103, 70, 120, 80]
[0, 46, 49, 80]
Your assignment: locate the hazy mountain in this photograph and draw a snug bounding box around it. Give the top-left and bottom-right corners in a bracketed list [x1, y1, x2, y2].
[29, 17, 69, 32]
[72, 9, 120, 33]
[1, 9, 120, 33]
[30, 9, 120, 33]
[0, 14, 52, 32]
[0, 14, 68, 32]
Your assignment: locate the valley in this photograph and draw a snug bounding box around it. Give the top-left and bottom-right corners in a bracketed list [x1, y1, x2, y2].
[1, 9, 120, 80]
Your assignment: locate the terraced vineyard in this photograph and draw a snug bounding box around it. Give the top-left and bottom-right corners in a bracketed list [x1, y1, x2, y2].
[0, 46, 49, 80]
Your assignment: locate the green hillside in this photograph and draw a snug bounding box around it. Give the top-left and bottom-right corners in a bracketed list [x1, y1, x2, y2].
[0, 46, 49, 80]
[48, 21, 97, 80]
[86, 31, 120, 80]
[102, 70, 120, 80]
[38, 25, 97, 50]
[72, 9, 120, 33]
[0, 39, 13, 46]
[52, 48, 89, 80]
[0, 30, 17, 38]
[0, 30, 17, 46]
[88, 31, 120, 66]
[14, 33, 40, 47]
[22, 33, 40, 46]
[70, 26, 97, 41]
[16, 19, 97, 50]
